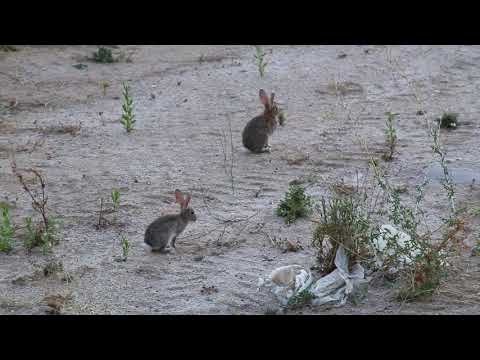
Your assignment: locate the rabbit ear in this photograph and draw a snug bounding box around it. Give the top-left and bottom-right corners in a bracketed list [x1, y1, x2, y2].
[259, 89, 270, 109]
[184, 194, 191, 208]
[270, 92, 275, 107]
[175, 189, 185, 208]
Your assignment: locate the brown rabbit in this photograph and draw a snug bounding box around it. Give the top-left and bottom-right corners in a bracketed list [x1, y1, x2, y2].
[144, 189, 197, 253]
[242, 89, 281, 153]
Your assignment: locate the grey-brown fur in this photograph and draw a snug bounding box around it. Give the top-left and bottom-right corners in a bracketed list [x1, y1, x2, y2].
[144, 190, 197, 252]
[242, 89, 281, 154]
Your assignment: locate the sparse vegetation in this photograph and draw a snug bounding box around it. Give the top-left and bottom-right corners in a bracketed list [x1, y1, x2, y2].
[24, 216, 60, 253]
[92, 47, 115, 63]
[120, 82, 136, 133]
[111, 189, 120, 211]
[96, 198, 108, 230]
[11, 160, 60, 253]
[382, 111, 398, 161]
[100, 81, 110, 96]
[368, 156, 457, 301]
[276, 184, 313, 224]
[437, 112, 458, 129]
[120, 236, 130, 261]
[96, 189, 121, 229]
[430, 122, 457, 217]
[312, 195, 373, 274]
[254, 46, 268, 78]
[286, 286, 315, 310]
[1, 45, 477, 314]
[309, 153, 458, 301]
[0, 45, 17, 52]
[0, 205, 14, 253]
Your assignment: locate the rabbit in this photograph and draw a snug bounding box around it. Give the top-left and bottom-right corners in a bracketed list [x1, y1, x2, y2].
[242, 89, 282, 153]
[144, 189, 197, 253]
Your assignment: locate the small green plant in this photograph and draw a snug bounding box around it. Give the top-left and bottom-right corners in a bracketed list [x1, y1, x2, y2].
[286, 286, 315, 310]
[96, 189, 121, 230]
[254, 46, 268, 78]
[96, 198, 107, 230]
[24, 216, 60, 254]
[11, 160, 61, 253]
[100, 81, 110, 96]
[120, 82, 136, 133]
[312, 195, 373, 274]
[0, 205, 15, 253]
[92, 47, 115, 63]
[121, 236, 130, 261]
[116, 49, 134, 63]
[276, 184, 313, 224]
[111, 189, 120, 211]
[436, 112, 458, 129]
[382, 111, 398, 161]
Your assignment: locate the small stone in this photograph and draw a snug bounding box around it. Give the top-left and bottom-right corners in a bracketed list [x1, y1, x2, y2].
[12, 276, 27, 286]
[193, 255, 204, 262]
[72, 63, 88, 70]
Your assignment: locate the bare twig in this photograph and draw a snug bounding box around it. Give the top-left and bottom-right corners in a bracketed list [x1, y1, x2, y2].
[228, 116, 235, 195]
[10, 158, 49, 232]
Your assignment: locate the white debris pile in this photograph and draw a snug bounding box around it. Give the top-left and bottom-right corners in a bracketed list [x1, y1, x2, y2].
[258, 246, 368, 308]
[258, 224, 425, 308]
[371, 224, 421, 270]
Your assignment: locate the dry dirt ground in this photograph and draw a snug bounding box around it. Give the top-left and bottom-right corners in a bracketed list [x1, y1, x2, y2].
[1, 45, 480, 315]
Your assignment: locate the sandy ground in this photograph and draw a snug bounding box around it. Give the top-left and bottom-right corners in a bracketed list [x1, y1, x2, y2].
[1, 45, 480, 315]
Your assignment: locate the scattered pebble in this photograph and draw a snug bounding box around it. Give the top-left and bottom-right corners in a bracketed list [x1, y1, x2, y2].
[201, 285, 218, 295]
[72, 63, 88, 70]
